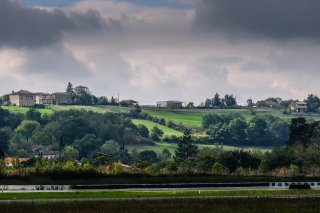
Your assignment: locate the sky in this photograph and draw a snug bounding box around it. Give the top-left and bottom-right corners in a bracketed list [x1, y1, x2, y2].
[1, 0, 320, 105]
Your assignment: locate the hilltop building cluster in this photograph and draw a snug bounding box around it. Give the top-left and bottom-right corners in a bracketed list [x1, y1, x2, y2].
[9, 90, 72, 107]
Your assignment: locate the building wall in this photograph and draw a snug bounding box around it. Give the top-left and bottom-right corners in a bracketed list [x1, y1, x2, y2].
[156, 101, 183, 108]
[54, 94, 72, 104]
[9, 95, 20, 106]
[10, 94, 35, 106]
[36, 95, 55, 104]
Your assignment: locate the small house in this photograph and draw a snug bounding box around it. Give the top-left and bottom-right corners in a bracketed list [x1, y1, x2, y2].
[290, 101, 308, 113]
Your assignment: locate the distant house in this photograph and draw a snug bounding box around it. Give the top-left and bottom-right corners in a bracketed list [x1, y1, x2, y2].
[9, 90, 36, 106]
[4, 157, 29, 167]
[156, 101, 183, 108]
[290, 101, 308, 113]
[265, 100, 280, 108]
[53, 92, 72, 105]
[29, 145, 62, 160]
[35, 93, 55, 105]
[32, 151, 62, 160]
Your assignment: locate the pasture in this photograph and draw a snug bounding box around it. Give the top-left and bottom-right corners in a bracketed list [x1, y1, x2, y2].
[142, 107, 320, 128]
[132, 119, 183, 136]
[1, 190, 320, 213]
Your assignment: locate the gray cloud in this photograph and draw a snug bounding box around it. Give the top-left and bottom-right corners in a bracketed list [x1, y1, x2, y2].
[0, 0, 104, 48]
[194, 0, 320, 40]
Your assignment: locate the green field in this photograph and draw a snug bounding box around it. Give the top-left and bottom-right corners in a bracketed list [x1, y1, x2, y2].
[0, 189, 319, 200]
[3, 105, 320, 129]
[127, 142, 271, 155]
[142, 108, 320, 128]
[132, 119, 183, 136]
[2, 197, 320, 213]
[50, 105, 130, 114]
[2, 106, 54, 116]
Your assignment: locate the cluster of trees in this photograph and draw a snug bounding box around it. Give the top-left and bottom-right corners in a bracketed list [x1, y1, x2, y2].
[255, 94, 320, 113]
[66, 82, 120, 106]
[203, 113, 289, 146]
[0, 107, 163, 161]
[202, 93, 237, 108]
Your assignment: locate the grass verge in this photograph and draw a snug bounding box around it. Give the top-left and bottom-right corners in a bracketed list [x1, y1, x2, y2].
[0, 189, 320, 200]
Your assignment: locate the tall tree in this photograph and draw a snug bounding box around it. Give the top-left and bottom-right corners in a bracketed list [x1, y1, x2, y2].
[15, 120, 40, 143]
[222, 94, 237, 107]
[174, 130, 198, 164]
[204, 98, 212, 108]
[66, 82, 74, 95]
[305, 94, 320, 112]
[73, 85, 93, 105]
[212, 93, 222, 107]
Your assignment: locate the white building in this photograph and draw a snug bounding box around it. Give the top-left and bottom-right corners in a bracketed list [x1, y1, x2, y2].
[290, 101, 308, 113]
[156, 100, 183, 108]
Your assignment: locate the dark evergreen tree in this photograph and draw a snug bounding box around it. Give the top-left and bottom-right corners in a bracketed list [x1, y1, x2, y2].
[222, 94, 237, 107]
[66, 82, 74, 95]
[212, 93, 222, 107]
[174, 129, 198, 164]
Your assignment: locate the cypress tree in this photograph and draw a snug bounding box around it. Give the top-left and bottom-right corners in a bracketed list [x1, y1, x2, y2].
[174, 129, 198, 164]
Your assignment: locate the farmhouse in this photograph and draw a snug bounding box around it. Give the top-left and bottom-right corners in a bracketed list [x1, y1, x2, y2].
[265, 100, 280, 108]
[35, 93, 55, 105]
[32, 151, 62, 160]
[53, 92, 72, 104]
[290, 101, 308, 113]
[9, 90, 36, 107]
[156, 100, 183, 108]
[4, 157, 29, 167]
[9, 90, 72, 106]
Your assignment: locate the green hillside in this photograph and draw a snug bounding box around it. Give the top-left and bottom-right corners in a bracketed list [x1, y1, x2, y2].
[2, 106, 54, 116]
[142, 107, 320, 128]
[3, 105, 320, 130]
[132, 119, 183, 136]
[50, 105, 129, 113]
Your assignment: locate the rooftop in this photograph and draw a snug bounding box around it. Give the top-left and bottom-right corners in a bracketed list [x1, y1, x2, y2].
[11, 90, 34, 95]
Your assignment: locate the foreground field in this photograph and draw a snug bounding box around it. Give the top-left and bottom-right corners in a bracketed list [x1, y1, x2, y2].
[1, 191, 320, 213]
[127, 142, 271, 154]
[0, 189, 320, 200]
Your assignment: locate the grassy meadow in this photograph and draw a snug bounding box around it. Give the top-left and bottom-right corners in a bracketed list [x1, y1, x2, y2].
[2, 106, 54, 116]
[1, 198, 320, 213]
[132, 119, 183, 136]
[0, 189, 320, 200]
[1, 191, 320, 213]
[142, 107, 320, 128]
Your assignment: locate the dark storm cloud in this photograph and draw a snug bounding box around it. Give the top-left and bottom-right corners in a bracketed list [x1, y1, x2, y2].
[194, 0, 320, 39]
[0, 0, 104, 48]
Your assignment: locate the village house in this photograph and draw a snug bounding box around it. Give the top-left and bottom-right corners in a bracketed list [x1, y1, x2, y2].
[9, 90, 36, 106]
[4, 157, 29, 167]
[29, 145, 62, 160]
[53, 92, 73, 105]
[9, 90, 72, 106]
[265, 100, 281, 108]
[35, 93, 55, 105]
[156, 100, 183, 108]
[32, 151, 62, 160]
[290, 101, 308, 113]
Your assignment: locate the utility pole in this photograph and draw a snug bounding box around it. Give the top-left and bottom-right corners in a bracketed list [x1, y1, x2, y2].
[118, 93, 120, 106]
